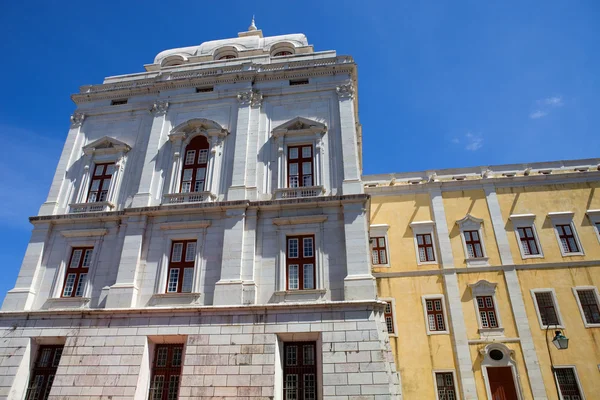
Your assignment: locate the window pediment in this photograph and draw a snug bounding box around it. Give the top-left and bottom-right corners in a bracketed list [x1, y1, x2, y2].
[272, 117, 327, 138]
[82, 136, 131, 156]
[170, 118, 229, 142]
[469, 280, 497, 296]
[456, 214, 483, 230]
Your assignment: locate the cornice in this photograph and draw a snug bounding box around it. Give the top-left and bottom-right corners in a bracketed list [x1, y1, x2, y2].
[272, 215, 328, 226]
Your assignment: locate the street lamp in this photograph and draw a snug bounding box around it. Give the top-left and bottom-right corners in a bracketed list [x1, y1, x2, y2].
[552, 330, 569, 350]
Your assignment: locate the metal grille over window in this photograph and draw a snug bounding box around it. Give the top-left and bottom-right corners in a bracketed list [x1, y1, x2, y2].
[283, 342, 317, 400]
[464, 230, 484, 258]
[517, 227, 540, 255]
[556, 224, 580, 253]
[534, 292, 559, 326]
[417, 234, 435, 262]
[149, 344, 183, 400]
[577, 289, 600, 324]
[477, 296, 498, 328]
[166, 240, 196, 293]
[555, 368, 583, 400]
[87, 163, 114, 203]
[435, 372, 456, 400]
[62, 247, 93, 298]
[370, 237, 388, 265]
[426, 298, 446, 331]
[286, 235, 316, 290]
[25, 345, 64, 400]
[180, 136, 209, 194]
[287, 145, 313, 188]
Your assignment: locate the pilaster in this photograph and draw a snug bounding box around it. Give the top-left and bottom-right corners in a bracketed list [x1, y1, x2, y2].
[105, 215, 148, 308]
[342, 202, 376, 300]
[213, 207, 247, 305]
[336, 83, 363, 195]
[429, 187, 478, 399]
[483, 183, 548, 399]
[132, 100, 169, 207]
[241, 208, 257, 305]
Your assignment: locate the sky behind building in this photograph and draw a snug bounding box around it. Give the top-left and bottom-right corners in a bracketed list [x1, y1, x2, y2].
[0, 0, 598, 302]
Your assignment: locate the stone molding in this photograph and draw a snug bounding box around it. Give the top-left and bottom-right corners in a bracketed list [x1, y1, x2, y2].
[159, 220, 211, 230]
[272, 215, 328, 226]
[60, 228, 108, 238]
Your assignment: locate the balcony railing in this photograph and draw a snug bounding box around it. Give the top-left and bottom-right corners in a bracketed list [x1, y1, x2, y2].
[69, 201, 114, 214]
[274, 186, 324, 199]
[162, 191, 215, 204]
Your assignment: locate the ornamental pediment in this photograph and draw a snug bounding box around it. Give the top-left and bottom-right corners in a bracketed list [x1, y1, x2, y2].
[272, 117, 327, 137]
[83, 136, 131, 155]
[169, 118, 229, 141]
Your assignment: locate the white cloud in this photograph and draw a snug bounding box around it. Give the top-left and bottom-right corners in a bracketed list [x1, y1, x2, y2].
[530, 95, 563, 119]
[539, 96, 563, 107]
[465, 132, 483, 151]
[529, 110, 548, 119]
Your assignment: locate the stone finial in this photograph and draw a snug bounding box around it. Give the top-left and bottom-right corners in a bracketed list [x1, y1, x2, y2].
[248, 16, 257, 31]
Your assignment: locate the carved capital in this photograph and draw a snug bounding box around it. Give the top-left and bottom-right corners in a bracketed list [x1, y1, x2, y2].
[336, 83, 354, 99]
[151, 100, 169, 115]
[251, 91, 263, 107]
[237, 90, 263, 106]
[70, 112, 85, 127]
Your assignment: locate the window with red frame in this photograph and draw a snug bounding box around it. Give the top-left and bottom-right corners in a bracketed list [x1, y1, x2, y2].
[517, 226, 540, 255]
[464, 230, 484, 258]
[87, 163, 114, 203]
[476, 296, 498, 328]
[435, 372, 456, 400]
[25, 345, 63, 400]
[286, 235, 315, 290]
[167, 241, 196, 293]
[180, 136, 209, 194]
[62, 247, 93, 297]
[274, 51, 292, 57]
[283, 342, 317, 400]
[534, 291, 560, 326]
[384, 301, 395, 334]
[417, 234, 435, 262]
[576, 289, 600, 324]
[556, 224, 580, 253]
[287, 145, 313, 188]
[426, 298, 446, 332]
[149, 344, 183, 400]
[370, 237, 388, 265]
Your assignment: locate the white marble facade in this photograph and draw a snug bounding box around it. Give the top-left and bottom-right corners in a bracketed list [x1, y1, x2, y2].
[0, 24, 401, 399]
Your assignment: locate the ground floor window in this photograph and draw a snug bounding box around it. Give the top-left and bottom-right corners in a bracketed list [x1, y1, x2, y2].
[555, 367, 583, 400]
[434, 372, 456, 400]
[149, 344, 183, 400]
[26, 345, 64, 400]
[283, 341, 317, 400]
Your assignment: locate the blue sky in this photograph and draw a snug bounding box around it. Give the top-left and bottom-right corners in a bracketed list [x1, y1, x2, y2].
[0, 1, 598, 303]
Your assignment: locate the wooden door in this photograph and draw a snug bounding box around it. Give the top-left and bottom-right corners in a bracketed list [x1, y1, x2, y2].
[487, 367, 519, 400]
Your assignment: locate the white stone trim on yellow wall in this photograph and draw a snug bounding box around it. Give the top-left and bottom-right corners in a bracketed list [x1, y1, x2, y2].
[379, 296, 399, 337]
[553, 365, 586, 400]
[548, 212, 585, 257]
[572, 286, 600, 328]
[509, 214, 545, 259]
[431, 369, 460, 400]
[410, 221, 439, 266]
[370, 224, 391, 267]
[530, 288, 565, 329]
[421, 294, 450, 335]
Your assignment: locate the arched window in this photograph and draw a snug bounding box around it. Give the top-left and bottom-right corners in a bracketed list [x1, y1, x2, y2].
[180, 136, 209, 193]
[218, 54, 236, 60]
[273, 51, 292, 57]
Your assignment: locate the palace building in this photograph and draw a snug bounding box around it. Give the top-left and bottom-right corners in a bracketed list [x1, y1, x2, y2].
[0, 21, 400, 399]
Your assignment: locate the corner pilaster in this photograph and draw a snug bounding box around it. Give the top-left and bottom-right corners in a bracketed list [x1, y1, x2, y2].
[336, 83, 363, 195]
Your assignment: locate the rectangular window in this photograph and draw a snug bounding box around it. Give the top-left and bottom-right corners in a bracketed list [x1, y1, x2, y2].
[111, 99, 128, 106]
[286, 235, 315, 290]
[576, 289, 600, 324]
[534, 291, 560, 326]
[87, 163, 114, 203]
[283, 342, 317, 400]
[384, 301, 395, 334]
[25, 345, 63, 400]
[517, 226, 540, 255]
[417, 234, 435, 262]
[556, 224, 580, 253]
[149, 344, 183, 400]
[287, 145, 313, 188]
[435, 372, 457, 400]
[464, 230, 484, 258]
[476, 296, 498, 328]
[62, 247, 93, 298]
[370, 237, 388, 265]
[554, 368, 583, 400]
[166, 240, 196, 293]
[426, 298, 446, 332]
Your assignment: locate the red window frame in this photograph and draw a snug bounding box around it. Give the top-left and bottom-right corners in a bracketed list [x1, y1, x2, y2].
[62, 247, 93, 298]
[166, 240, 196, 293]
[476, 296, 498, 328]
[435, 372, 457, 400]
[464, 230, 484, 258]
[556, 224, 580, 253]
[534, 292, 560, 326]
[283, 342, 317, 400]
[25, 345, 63, 400]
[286, 235, 316, 291]
[384, 301, 395, 334]
[426, 298, 446, 332]
[87, 163, 114, 203]
[577, 289, 600, 324]
[517, 227, 540, 255]
[417, 233, 435, 262]
[554, 368, 583, 400]
[287, 145, 313, 188]
[274, 51, 292, 57]
[370, 237, 388, 265]
[149, 344, 184, 400]
[180, 136, 209, 194]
